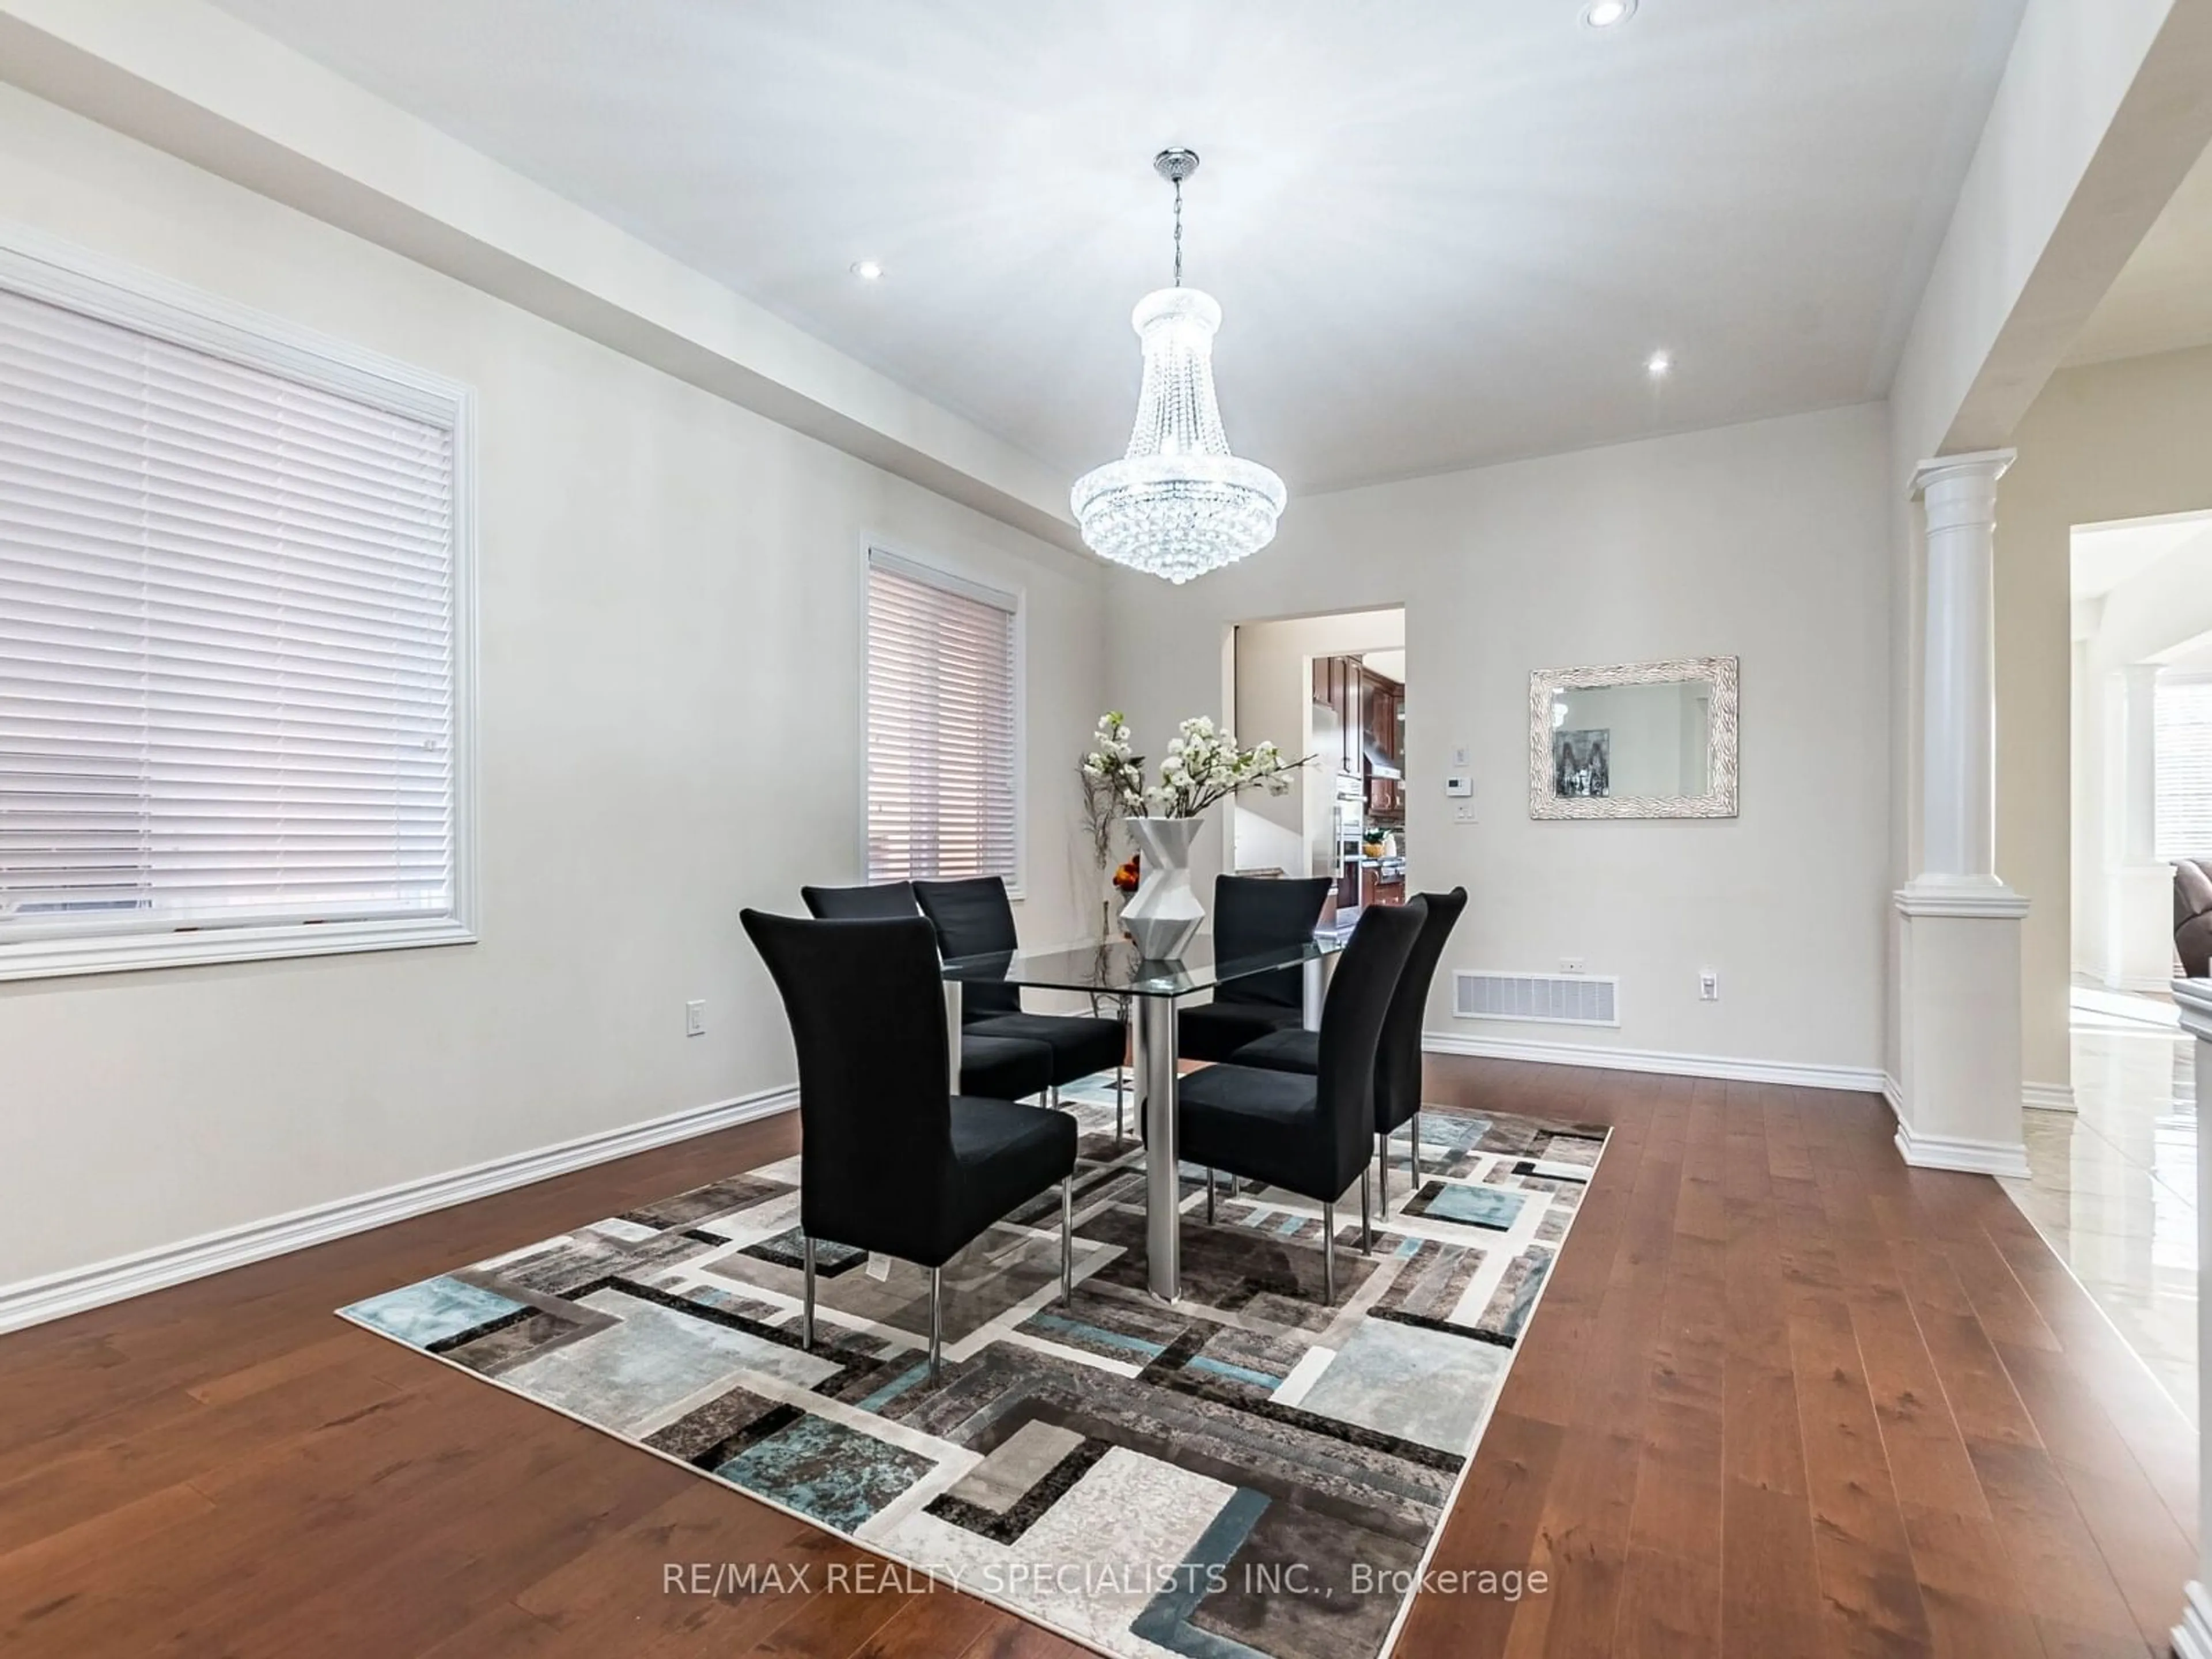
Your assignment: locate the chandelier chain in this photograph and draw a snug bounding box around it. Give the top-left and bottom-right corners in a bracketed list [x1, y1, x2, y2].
[1172, 177, 1183, 287]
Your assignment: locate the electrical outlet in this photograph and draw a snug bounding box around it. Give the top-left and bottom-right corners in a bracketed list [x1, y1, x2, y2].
[1699, 971, 1719, 1002]
[1559, 956, 1587, 975]
[685, 999, 706, 1036]
[1453, 802, 1476, 823]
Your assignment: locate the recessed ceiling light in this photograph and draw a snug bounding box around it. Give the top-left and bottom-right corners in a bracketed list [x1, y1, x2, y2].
[1646, 350, 1673, 377]
[850, 259, 884, 281]
[1581, 0, 1637, 29]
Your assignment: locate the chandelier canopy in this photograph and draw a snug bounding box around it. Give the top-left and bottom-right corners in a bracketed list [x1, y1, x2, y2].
[1071, 150, 1285, 585]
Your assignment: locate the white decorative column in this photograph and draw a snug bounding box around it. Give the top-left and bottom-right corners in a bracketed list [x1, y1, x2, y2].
[2106, 664, 2174, 991]
[2167, 976, 2212, 1659]
[1893, 450, 2031, 1176]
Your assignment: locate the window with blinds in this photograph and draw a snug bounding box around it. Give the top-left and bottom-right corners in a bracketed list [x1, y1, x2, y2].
[0, 238, 472, 979]
[2157, 675, 2212, 861]
[865, 551, 1020, 887]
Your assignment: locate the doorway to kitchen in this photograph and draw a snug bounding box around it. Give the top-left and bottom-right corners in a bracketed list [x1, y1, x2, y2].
[1227, 607, 1407, 929]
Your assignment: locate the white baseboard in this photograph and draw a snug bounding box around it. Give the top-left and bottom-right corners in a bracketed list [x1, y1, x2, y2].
[2104, 972, 2178, 996]
[2175, 1581, 2212, 1659]
[2022, 1081, 2076, 1113]
[0, 1083, 798, 1336]
[1422, 1031, 1884, 1094]
[1881, 1072, 1904, 1116]
[1892, 1118, 2032, 1179]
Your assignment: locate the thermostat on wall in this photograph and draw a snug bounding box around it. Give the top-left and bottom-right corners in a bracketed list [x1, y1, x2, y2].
[1444, 772, 1472, 797]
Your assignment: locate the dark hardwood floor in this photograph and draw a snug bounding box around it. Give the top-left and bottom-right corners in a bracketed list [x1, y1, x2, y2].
[0, 1058, 2194, 1657]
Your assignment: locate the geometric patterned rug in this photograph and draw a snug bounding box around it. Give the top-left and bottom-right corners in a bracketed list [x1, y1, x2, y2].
[340, 1070, 1608, 1659]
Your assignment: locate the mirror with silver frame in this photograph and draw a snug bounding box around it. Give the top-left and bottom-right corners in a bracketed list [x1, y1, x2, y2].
[1528, 657, 1738, 819]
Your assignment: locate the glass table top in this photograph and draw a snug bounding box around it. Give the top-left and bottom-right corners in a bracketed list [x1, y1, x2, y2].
[941, 930, 1349, 999]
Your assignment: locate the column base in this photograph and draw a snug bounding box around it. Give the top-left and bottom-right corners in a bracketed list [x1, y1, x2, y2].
[2175, 1581, 2212, 1659]
[1895, 874, 2030, 919]
[1893, 1117, 2031, 1179]
[2104, 862, 2177, 992]
[1892, 885, 2028, 1177]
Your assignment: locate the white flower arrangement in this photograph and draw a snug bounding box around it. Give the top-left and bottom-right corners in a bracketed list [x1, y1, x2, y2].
[1082, 710, 1305, 820]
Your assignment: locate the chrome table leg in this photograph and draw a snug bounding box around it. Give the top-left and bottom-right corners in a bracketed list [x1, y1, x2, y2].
[1138, 995, 1180, 1301]
[942, 980, 963, 1093]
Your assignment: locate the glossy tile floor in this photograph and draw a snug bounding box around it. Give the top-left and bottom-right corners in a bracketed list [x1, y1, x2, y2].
[2002, 985, 2199, 1423]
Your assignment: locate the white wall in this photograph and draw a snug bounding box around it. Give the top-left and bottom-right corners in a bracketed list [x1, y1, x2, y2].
[1999, 344, 2212, 1089]
[1229, 608, 1404, 878]
[2074, 525, 2212, 980]
[0, 85, 1108, 1290]
[1878, 0, 2211, 1088]
[1109, 402, 1895, 1077]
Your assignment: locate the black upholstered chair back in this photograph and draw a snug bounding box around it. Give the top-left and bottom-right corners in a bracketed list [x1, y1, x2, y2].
[914, 877, 1022, 1016]
[1315, 899, 1426, 1184]
[1213, 875, 1333, 1007]
[1374, 888, 1467, 1134]
[2177, 860, 2212, 979]
[740, 911, 952, 1246]
[801, 881, 920, 921]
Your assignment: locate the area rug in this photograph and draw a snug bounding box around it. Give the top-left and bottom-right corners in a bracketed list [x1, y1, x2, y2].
[341, 1072, 1607, 1659]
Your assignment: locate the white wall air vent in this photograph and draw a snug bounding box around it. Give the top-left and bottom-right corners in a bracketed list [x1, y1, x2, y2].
[1453, 971, 1619, 1028]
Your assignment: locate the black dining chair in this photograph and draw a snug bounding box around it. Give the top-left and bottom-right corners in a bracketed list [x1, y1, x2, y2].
[741, 910, 1078, 1376]
[1229, 887, 1468, 1208]
[912, 877, 1127, 1116]
[1176, 897, 1426, 1301]
[800, 881, 1055, 1107]
[1176, 875, 1334, 1062]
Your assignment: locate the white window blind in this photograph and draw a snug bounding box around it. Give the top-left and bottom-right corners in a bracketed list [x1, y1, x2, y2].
[0, 253, 469, 977]
[2157, 676, 2212, 861]
[866, 551, 1018, 885]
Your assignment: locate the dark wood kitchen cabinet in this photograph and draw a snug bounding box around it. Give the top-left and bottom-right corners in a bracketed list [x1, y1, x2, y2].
[1362, 671, 1402, 816]
[1312, 655, 1363, 776]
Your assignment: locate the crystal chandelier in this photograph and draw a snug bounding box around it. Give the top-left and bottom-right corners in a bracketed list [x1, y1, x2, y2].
[1071, 150, 1286, 585]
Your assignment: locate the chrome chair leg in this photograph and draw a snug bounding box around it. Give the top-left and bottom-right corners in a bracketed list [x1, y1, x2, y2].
[801, 1234, 816, 1351]
[928, 1265, 943, 1378]
[1322, 1202, 1336, 1302]
[1361, 1165, 1374, 1254]
[1410, 1111, 1422, 1184]
[1048, 1081, 1059, 1110]
[1377, 1131, 1388, 1213]
[1060, 1176, 1074, 1305]
[1206, 1167, 1217, 1225]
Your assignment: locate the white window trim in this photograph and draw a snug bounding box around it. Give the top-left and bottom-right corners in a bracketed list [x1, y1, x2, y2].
[860, 539, 1027, 900]
[0, 221, 479, 982]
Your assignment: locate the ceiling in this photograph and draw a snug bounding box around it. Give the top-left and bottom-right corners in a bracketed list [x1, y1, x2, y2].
[2071, 513, 2212, 602]
[210, 0, 2028, 496]
[2066, 138, 2212, 368]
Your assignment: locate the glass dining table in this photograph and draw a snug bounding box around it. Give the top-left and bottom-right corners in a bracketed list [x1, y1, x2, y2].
[941, 931, 1350, 1302]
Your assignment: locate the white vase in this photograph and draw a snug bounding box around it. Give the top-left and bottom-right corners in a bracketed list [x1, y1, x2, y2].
[1122, 816, 1206, 960]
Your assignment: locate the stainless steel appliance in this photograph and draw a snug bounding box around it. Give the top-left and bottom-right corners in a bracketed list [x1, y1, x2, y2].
[1332, 774, 1365, 922]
